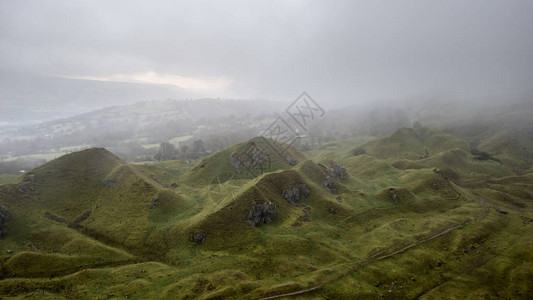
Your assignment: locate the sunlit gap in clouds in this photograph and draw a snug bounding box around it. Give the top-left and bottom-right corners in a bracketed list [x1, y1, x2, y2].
[56, 71, 233, 91]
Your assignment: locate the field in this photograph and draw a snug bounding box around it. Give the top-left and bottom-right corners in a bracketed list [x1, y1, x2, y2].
[0, 126, 532, 299]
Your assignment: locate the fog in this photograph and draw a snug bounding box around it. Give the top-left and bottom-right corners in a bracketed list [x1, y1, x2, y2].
[2, 0, 533, 107]
[1, 1, 533, 171]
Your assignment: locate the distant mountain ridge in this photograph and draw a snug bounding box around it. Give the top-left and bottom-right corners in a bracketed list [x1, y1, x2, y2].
[0, 72, 186, 124]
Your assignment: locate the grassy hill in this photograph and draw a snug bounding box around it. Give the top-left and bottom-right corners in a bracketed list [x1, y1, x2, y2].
[1, 128, 532, 299]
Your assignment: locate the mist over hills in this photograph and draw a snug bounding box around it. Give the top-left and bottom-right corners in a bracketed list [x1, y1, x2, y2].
[2, 0, 533, 298]
[0, 72, 187, 124]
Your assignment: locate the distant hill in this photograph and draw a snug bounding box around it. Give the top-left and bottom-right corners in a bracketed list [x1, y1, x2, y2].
[0, 72, 186, 124]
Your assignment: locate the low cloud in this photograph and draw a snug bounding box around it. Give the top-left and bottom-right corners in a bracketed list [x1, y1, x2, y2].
[60, 72, 233, 91]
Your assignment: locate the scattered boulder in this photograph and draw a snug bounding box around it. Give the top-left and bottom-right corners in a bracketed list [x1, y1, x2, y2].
[322, 176, 337, 194]
[7, 249, 13, 254]
[170, 183, 178, 189]
[103, 180, 116, 188]
[0, 206, 10, 238]
[282, 184, 310, 205]
[285, 155, 297, 166]
[329, 208, 336, 215]
[248, 202, 276, 227]
[189, 232, 206, 244]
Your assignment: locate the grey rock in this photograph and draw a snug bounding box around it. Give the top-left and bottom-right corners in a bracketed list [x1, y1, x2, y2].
[328, 162, 346, 182]
[229, 153, 246, 169]
[189, 232, 206, 244]
[286, 155, 297, 166]
[282, 184, 310, 205]
[248, 202, 276, 227]
[322, 176, 337, 194]
[230, 145, 269, 170]
[300, 184, 310, 198]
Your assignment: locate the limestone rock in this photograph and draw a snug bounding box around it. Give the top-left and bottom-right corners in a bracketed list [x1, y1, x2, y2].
[189, 232, 206, 244]
[248, 202, 276, 227]
[322, 176, 337, 194]
[282, 184, 310, 205]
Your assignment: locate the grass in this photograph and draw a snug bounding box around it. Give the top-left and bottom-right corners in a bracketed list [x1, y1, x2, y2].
[0, 174, 19, 185]
[1, 127, 532, 299]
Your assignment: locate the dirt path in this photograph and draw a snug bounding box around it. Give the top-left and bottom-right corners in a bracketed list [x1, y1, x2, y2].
[257, 196, 490, 300]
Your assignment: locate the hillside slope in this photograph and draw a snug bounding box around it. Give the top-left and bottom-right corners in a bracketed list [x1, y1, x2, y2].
[1, 129, 532, 299]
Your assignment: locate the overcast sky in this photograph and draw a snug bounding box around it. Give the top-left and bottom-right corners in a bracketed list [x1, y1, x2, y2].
[1, 0, 533, 106]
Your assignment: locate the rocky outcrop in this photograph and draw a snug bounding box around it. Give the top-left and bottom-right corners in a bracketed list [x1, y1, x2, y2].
[322, 176, 337, 194]
[285, 155, 297, 166]
[229, 146, 269, 170]
[248, 202, 276, 227]
[0, 206, 9, 238]
[282, 184, 310, 205]
[322, 162, 346, 194]
[327, 162, 346, 182]
[189, 232, 206, 244]
[229, 153, 246, 169]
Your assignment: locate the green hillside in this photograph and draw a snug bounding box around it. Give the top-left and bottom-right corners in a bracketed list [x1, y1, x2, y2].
[1, 128, 532, 299]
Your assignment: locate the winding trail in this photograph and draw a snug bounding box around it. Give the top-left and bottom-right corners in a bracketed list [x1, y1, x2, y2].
[257, 196, 490, 300]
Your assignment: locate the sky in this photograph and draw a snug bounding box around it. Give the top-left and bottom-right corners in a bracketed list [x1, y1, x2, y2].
[1, 0, 533, 106]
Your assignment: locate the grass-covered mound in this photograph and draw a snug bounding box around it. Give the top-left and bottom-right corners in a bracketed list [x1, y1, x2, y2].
[180, 136, 306, 185]
[1, 129, 532, 299]
[358, 127, 468, 161]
